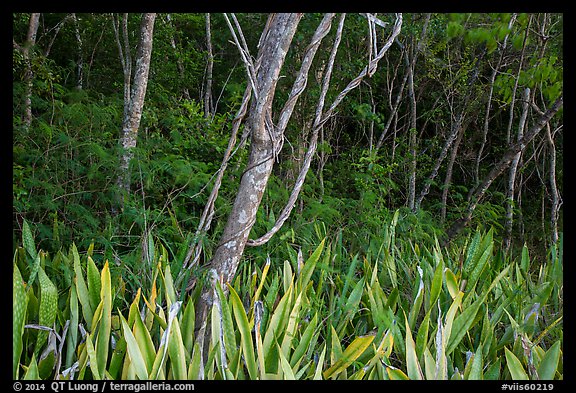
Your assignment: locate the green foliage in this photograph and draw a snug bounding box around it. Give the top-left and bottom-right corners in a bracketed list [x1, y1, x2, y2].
[13, 221, 563, 380]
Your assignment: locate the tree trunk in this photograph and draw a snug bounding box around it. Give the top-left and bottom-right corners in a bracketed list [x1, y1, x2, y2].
[445, 95, 562, 243]
[204, 13, 214, 117]
[193, 13, 302, 366]
[71, 13, 84, 90]
[406, 45, 417, 210]
[503, 87, 530, 252]
[115, 13, 156, 209]
[545, 123, 561, 245]
[440, 118, 466, 222]
[14, 13, 40, 131]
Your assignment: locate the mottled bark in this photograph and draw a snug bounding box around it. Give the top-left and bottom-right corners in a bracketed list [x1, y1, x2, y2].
[115, 13, 156, 206]
[192, 14, 302, 366]
[445, 95, 563, 243]
[14, 13, 40, 130]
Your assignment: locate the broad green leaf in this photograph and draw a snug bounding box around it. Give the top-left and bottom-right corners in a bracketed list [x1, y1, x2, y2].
[132, 304, 155, 373]
[280, 292, 302, 359]
[65, 281, 79, 370]
[228, 284, 258, 380]
[297, 239, 325, 292]
[23, 353, 40, 380]
[423, 347, 436, 380]
[448, 265, 511, 355]
[468, 342, 484, 380]
[485, 359, 501, 380]
[277, 343, 297, 380]
[313, 344, 327, 380]
[445, 268, 459, 299]
[180, 299, 196, 355]
[85, 332, 102, 380]
[36, 267, 58, 356]
[22, 219, 37, 261]
[13, 264, 27, 379]
[263, 283, 293, 362]
[168, 317, 188, 380]
[95, 261, 112, 379]
[323, 335, 374, 379]
[404, 316, 424, 380]
[387, 366, 410, 380]
[537, 341, 561, 380]
[283, 259, 293, 295]
[429, 254, 444, 310]
[187, 342, 203, 380]
[161, 264, 177, 307]
[87, 256, 102, 311]
[120, 314, 149, 380]
[73, 244, 93, 330]
[215, 281, 237, 363]
[505, 347, 529, 380]
[290, 313, 318, 368]
[415, 310, 431, 360]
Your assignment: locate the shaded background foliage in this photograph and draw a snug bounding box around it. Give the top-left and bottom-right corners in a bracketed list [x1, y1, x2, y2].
[13, 12, 562, 295]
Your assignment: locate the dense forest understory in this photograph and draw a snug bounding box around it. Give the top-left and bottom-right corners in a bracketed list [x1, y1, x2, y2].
[13, 13, 563, 380]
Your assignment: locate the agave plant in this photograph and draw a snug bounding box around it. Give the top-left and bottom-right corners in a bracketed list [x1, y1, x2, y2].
[13, 218, 562, 380]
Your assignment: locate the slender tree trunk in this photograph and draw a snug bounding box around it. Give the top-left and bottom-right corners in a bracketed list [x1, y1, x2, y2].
[505, 16, 531, 145]
[115, 13, 156, 209]
[204, 13, 214, 117]
[405, 45, 417, 210]
[71, 13, 84, 90]
[545, 123, 561, 244]
[14, 13, 41, 131]
[445, 95, 562, 243]
[503, 87, 530, 252]
[440, 119, 466, 222]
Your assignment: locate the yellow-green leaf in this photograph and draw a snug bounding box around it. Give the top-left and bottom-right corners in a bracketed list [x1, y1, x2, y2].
[405, 316, 424, 380]
[228, 284, 258, 379]
[323, 335, 374, 379]
[505, 347, 529, 380]
[95, 261, 112, 379]
[120, 314, 149, 380]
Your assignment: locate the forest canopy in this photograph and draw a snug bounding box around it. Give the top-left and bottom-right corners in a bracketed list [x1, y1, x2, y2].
[12, 13, 563, 381]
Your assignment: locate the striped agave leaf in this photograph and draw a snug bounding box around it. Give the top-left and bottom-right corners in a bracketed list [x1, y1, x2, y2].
[35, 266, 58, 356]
[13, 263, 28, 379]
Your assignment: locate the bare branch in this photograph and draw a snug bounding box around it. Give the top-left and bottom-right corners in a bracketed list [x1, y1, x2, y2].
[223, 13, 258, 100]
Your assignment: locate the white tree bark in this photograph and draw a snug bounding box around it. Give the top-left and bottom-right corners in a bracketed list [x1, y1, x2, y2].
[115, 13, 156, 207]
